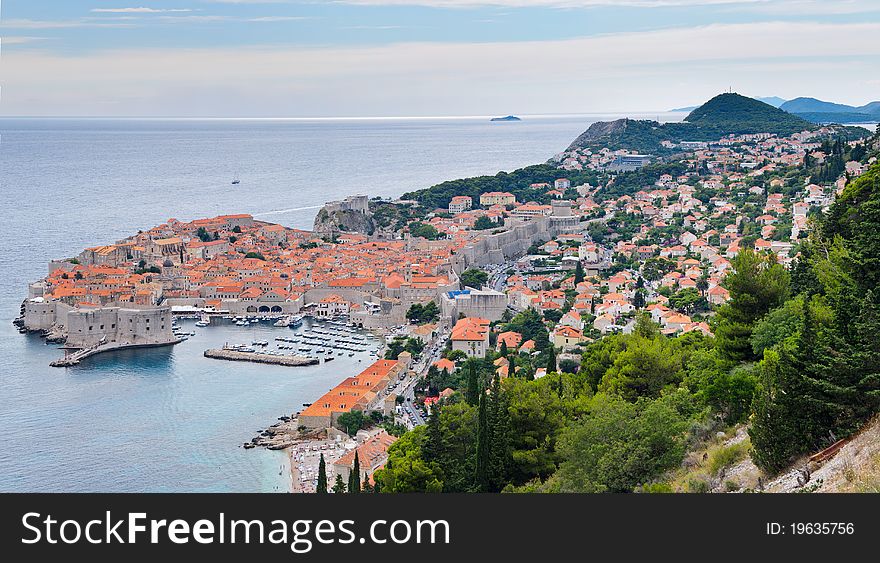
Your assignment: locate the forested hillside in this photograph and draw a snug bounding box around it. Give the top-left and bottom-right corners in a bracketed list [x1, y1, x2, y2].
[375, 133, 880, 493]
[401, 164, 599, 210]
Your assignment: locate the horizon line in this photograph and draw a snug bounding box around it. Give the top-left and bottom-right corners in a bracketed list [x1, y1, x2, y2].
[0, 111, 690, 121]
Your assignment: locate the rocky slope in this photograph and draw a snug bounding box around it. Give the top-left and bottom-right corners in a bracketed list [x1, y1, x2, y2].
[313, 205, 375, 236]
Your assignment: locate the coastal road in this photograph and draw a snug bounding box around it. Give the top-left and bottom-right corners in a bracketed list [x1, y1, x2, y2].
[399, 328, 447, 428]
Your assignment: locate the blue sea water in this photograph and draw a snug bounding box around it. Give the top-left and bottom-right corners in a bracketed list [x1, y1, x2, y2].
[0, 114, 682, 491]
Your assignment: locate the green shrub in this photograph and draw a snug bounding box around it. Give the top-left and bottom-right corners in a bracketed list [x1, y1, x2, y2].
[687, 478, 710, 493]
[708, 441, 749, 475]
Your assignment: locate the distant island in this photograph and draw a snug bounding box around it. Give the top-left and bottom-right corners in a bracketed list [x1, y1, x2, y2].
[780, 97, 880, 125]
[491, 115, 521, 122]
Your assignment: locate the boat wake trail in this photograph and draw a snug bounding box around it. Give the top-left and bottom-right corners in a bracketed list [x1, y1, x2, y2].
[253, 205, 323, 217]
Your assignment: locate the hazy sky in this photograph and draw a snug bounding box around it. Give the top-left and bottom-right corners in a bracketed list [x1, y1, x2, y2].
[2, 0, 879, 116]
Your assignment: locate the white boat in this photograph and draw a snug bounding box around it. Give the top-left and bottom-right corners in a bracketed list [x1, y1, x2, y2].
[195, 320, 209, 327]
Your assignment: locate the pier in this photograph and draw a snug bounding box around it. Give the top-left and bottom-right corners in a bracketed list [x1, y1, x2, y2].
[204, 348, 319, 366]
[49, 339, 182, 367]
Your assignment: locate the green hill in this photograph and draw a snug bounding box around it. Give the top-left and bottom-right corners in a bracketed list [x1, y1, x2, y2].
[681, 93, 814, 136]
[568, 93, 838, 152]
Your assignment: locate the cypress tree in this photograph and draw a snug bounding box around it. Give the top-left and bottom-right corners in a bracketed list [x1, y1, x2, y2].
[426, 364, 440, 392]
[423, 403, 443, 463]
[488, 373, 511, 491]
[465, 360, 480, 406]
[574, 260, 585, 285]
[332, 474, 346, 494]
[348, 452, 361, 493]
[499, 339, 508, 357]
[316, 453, 328, 494]
[473, 391, 490, 492]
[546, 346, 557, 374]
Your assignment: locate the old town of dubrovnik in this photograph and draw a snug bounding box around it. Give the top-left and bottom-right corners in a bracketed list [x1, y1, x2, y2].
[13, 93, 880, 494]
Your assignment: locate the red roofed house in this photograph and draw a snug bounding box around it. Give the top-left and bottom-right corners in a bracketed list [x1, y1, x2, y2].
[451, 317, 490, 358]
[496, 330, 523, 351]
[553, 325, 586, 348]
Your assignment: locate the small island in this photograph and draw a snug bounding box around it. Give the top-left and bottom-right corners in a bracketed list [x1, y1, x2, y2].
[490, 115, 521, 122]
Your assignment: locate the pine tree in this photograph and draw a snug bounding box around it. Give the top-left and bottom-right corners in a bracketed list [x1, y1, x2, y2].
[332, 474, 346, 494]
[473, 391, 490, 492]
[751, 300, 857, 471]
[749, 347, 804, 473]
[465, 360, 480, 406]
[316, 453, 328, 494]
[716, 248, 790, 362]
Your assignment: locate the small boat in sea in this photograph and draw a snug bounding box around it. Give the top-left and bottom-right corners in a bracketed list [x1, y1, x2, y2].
[231, 173, 240, 185]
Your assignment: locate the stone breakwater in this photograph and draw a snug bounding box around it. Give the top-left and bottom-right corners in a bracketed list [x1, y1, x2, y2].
[204, 348, 319, 367]
[50, 339, 181, 367]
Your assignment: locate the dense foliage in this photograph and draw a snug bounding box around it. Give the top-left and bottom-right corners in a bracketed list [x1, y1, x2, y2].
[459, 268, 489, 289]
[749, 161, 880, 472]
[406, 301, 439, 324]
[402, 164, 599, 209]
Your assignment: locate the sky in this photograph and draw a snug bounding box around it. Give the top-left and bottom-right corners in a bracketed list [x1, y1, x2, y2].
[1, 0, 879, 117]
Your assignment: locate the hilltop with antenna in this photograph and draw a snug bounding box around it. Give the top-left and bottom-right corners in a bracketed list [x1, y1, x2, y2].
[568, 92, 841, 153]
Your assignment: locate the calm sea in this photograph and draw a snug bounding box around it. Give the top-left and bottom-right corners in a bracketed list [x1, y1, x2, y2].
[0, 113, 683, 491]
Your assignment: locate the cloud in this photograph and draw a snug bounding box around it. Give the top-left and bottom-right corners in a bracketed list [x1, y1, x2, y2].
[156, 15, 232, 22]
[339, 24, 405, 29]
[0, 18, 136, 29]
[3, 20, 878, 116]
[246, 16, 313, 21]
[325, 0, 771, 7]
[90, 7, 194, 13]
[1, 36, 45, 45]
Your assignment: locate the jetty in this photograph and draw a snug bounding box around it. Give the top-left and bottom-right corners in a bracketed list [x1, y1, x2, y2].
[204, 348, 319, 367]
[50, 339, 181, 367]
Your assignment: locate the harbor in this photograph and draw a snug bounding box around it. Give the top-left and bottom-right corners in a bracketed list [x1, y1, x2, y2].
[176, 313, 384, 366]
